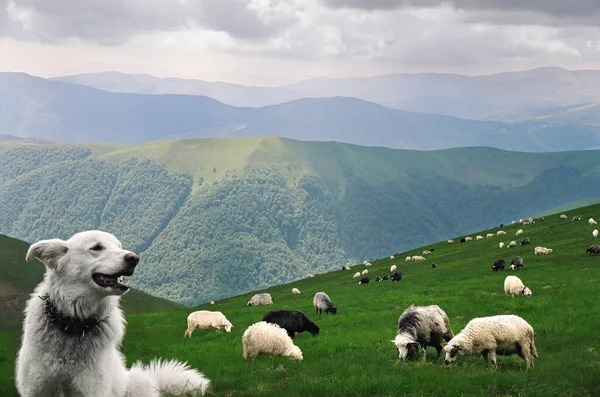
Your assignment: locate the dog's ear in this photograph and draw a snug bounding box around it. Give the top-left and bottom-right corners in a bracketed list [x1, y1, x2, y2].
[26, 239, 68, 268]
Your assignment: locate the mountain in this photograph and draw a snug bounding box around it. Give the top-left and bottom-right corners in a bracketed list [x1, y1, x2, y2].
[0, 234, 182, 332]
[4, 73, 600, 151]
[3, 202, 600, 396]
[1, 136, 600, 305]
[53, 67, 600, 119]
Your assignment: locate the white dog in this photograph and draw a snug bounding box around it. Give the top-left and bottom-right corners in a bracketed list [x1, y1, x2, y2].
[16, 230, 210, 397]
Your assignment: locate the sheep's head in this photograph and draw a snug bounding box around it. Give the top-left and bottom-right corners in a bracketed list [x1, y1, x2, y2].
[223, 321, 233, 333]
[523, 287, 532, 297]
[285, 346, 303, 360]
[390, 336, 419, 360]
[443, 343, 462, 365]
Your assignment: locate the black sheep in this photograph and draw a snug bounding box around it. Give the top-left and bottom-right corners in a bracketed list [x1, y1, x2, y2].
[391, 271, 403, 282]
[262, 310, 320, 339]
[359, 276, 370, 284]
[492, 259, 505, 272]
[510, 256, 524, 270]
[520, 237, 530, 246]
[460, 238, 467, 243]
[375, 276, 382, 282]
[382, 275, 390, 281]
[431, 263, 437, 269]
[587, 245, 600, 255]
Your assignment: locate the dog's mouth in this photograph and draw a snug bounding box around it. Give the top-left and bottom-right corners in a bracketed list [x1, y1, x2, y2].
[92, 270, 133, 291]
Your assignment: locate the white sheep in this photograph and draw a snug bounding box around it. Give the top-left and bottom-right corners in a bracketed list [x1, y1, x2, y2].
[511, 220, 516, 224]
[496, 230, 506, 236]
[519, 218, 523, 223]
[362, 269, 369, 275]
[292, 288, 301, 294]
[390, 255, 395, 260]
[363, 261, 368, 265]
[241, 322, 303, 360]
[486, 233, 494, 238]
[422, 250, 432, 256]
[411, 255, 426, 261]
[499, 242, 505, 248]
[534, 246, 553, 255]
[405, 256, 412, 261]
[247, 293, 273, 306]
[390, 265, 397, 272]
[594, 229, 599, 238]
[365, 262, 372, 267]
[307, 274, 315, 278]
[184, 311, 233, 337]
[560, 214, 568, 220]
[353, 272, 361, 279]
[504, 275, 532, 297]
[516, 229, 523, 236]
[508, 241, 517, 248]
[590, 218, 598, 226]
[444, 315, 538, 369]
[464, 236, 473, 242]
[447, 239, 454, 244]
[209, 301, 215, 305]
[476, 235, 483, 241]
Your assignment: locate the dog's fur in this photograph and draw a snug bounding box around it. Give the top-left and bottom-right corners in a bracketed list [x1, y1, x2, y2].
[16, 230, 210, 397]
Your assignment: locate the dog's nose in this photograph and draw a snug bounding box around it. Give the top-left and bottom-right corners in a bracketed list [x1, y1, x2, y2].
[124, 253, 140, 266]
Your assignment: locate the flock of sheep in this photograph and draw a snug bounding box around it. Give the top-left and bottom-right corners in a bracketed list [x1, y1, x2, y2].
[182, 211, 597, 371]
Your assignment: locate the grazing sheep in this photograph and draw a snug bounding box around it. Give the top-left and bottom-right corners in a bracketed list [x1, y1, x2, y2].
[391, 271, 403, 282]
[375, 276, 382, 282]
[412, 255, 426, 261]
[492, 259, 505, 272]
[587, 245, 600, 255]
[390, 305, 454, 361]
[247, 293, 273, 306]
[390, 265, 397, 272]
[486, 233, 495, 238]
[292, 288, 301, 295]
[209, 301, 215, 305]
[460, 238, 467, 243]
[382, 275, 390, 281]
[499, 242, 505, 248]
[422, 250, 432, 256]
[500, 223, 504, 228]
[534, 246, 553, 255]
[589, 218, 597, 226]
[313, 292, 337, 315]
[520, 237, 530, 246]
[508, 241, 517, 248]
[341, 265, 350, 271]
[184, 311, 233, 337]
[353, 272, 361, 279]
[593, 229, 599, 238]
[262, 310, 319, 339]
[504, 275, 532, 297]
[573, 216, 581, 222]
[465, 237, 473, 242]
[560, 214, 568, 220]
[511, 220, 516, 225]
[406, 256, 412, 261]
[516, 229, 523, 236]
[539, 216, 545, 221]
[496, 230, 506, 236]
[444, 315, 538, 369]
[476, 235, 483, 241]
[363, 261, 368, 265]
[359, 276, 370, 284]
[510, 256, 524, 270]
[431, 263, 437, 269]
[242, 322, 303, 360]
[307, 274, 315, 278]
[362, 269, 369, 275]
[519, 218, 523, 223]
[390, 255, 395, 260]
[365, 262, 372, 267]
[448, 239, 455, 244]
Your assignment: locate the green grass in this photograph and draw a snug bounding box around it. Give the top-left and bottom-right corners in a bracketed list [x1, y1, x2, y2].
[2, 204, 600, 396]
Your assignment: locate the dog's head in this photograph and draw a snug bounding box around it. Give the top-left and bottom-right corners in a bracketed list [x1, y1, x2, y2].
[26, 230, 139, 297]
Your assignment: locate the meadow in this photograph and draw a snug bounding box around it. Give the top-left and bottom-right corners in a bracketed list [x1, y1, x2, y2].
[1, 204, 600, 396]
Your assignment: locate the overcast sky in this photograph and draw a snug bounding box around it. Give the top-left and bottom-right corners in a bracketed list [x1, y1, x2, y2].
[1, 0, 600, 85]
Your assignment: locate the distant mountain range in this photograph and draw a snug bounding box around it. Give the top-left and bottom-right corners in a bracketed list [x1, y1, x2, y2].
[53, 67, 600, 119]
[3, 72, 600, 151]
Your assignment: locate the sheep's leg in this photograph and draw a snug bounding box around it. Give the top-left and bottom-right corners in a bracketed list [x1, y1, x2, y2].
[489, 351, 497, 367]
[481, 351, 488, 362]
[434, 344, 443, 358]
[184, 325, 195, 338]
[421, 346, 427, 361]
[519, 343, 534, 369]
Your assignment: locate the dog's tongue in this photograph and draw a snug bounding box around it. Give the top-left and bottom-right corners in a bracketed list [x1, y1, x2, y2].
[101, 275, 118, 287]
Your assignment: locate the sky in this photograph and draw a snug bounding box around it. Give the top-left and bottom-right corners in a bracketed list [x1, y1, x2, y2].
[1, 0, 600, 86]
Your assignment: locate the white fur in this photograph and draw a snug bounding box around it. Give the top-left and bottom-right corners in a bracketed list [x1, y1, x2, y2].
[292, 287, 301, 294]
[307, 274, 315, 278]
[447, 240, 454, 244]
[247, 293, 273, 306]
[365, 262, 372, 267]
[464, 236, 473, 241]
[496, 230, 506, 235]
[486, 233, 494, 238]
[444, 315, 538, 369]
[390, 265, 397, 272]
[353, 272, 361, 279]
[362, 269, 369, 275]
[406, 256, 412, 261]
[476, 235, 483, 240]
[16, 230, 210, 397]
[534, 246, 553, 255]
[508, 240, 517, 248]
[242, 322, 303, 360]
[411, 255, 426, 261]
[560, 214, 568, 219]
[499, 242, 505, 248]
[184, 310, 233, 337]
[504, 275, 532, 297]
[422, 250, 432, 255]
[589, 218, 597, 226]
[390, 255, 395, 260]
[593, 229, 598, 238]
[516, 229, 523, 236]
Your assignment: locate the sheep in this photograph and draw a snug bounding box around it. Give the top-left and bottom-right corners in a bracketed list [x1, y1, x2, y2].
[247, 293, 273, 306]
[353, 272, 361, 279]
[391, 271, 403, 282]
[465, 236, 473, 242]
[511, 220, 516, 224]
[390, 265, 397, 272]
[560, 214, 568, 219]
[594, 229, 599, 238]
[590, 218, 597, 226]
[476, 235, 483, 241]
[516, 229, 523, 236]
[460, 238, 467, 243]
[390, 255, 395, 260]
[362, 269, 369, 275]
[587, 245, 600, 255]
[499, 242, 505, 248]
[534, 246, 553, 255]
[539, 216, 545, 221]
[390, 305, 454, 361]
[443, 315, 538, 369]
[307, 274, 315, 278]
[184, 311, 233, 337]
[448, 239, 455, 244]
[292, 288, 301, 295]
[508, 241, 517, 248]
[431, 263, 437, 269]
[510, 256, 524, 270]
[412, 255, 426, 261]
[520, 237, 530, 246]
[242, 322, 303, 360]
[406, 256, 412, 261]
[492, 259, 505, 272]
[365, 262, 372, 267]
[573, 216, 581, 222]
[359, 276, 370, 284]
[313, 292, 337, 315]
[500, 223, 504, 228]
[363, 261, 368, 265]
[422, 250, 432, 256]
[375, 276, 382, 282]
[262, 310, 319, 339]
[496, 230, 506, 236]
[519, 218, 523, 223]
[209, 301, 215, 305]
[486, 233, 495, 238]
[504, 275, 532, 297]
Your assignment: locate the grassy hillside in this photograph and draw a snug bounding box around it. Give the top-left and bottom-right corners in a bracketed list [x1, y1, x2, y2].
[1, 138, 600, 305]
[0, 234, 183, 332]
[1, 203, 599, 396]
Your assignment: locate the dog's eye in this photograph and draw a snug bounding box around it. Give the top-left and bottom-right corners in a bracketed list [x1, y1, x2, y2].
[90, 244, 104, 251]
